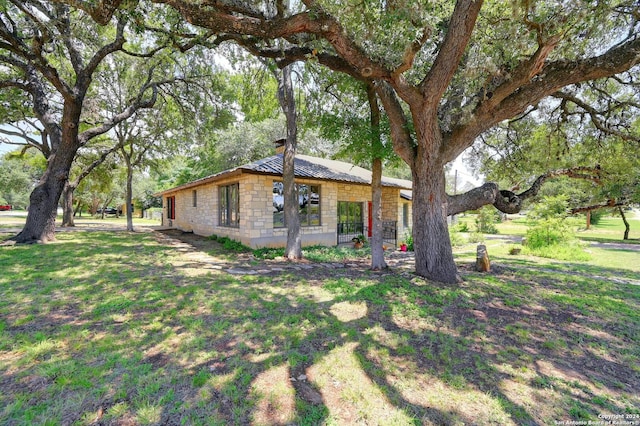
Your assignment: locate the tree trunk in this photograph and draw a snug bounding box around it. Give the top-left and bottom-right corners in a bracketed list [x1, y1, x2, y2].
[278, 65, 302, 259]
[619, 206, 630, 240]
[366, 83, 387, 270]
[585, 210, 591, 230]
[370, 157, 387, 270]
[412, 144, 458, 283]
[125, 163, 134, 231]
[13, 106, 81, 243]
[74, 198, 82, 217]
[60, 181, 76, 227]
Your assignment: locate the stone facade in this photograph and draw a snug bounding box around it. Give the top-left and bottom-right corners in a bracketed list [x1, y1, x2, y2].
[162, 172, 412, 249]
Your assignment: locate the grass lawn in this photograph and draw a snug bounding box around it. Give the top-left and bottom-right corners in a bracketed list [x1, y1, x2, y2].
[491, 212, 640, 242]
[1, 230, 638, 425]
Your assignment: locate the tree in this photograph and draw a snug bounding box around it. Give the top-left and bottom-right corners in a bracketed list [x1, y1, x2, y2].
[42, 0, 640, 282]
[0, 2, 164, 242]
[277, 64, 303, 259]
[0, 151, 43, 208]
[366, 83, 388, 270]
[0, 1, 221, 242]
[60, 141, 120, 226]
[470, 81, 640, 239]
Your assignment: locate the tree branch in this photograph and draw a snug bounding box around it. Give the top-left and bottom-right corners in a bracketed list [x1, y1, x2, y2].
[447, 167, 602, 215]
[570, 199, 625, 214]
[51, 0, 124, 25]
[445, 36, 640, 162]
[552, 90, 640, 142]
[374, 80, 416, 166]
[78, 82, 159, 144]
[419, 0, 483, 109]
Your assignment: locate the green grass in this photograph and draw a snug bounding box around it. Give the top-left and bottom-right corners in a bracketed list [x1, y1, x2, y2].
[0, 230, 638, 425]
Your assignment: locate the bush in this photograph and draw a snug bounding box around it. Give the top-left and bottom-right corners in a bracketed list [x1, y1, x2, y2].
[475, 206, 500, 234]
[449, 227, 467, 247]
[403, 229, 414, 251]
[211, 235, 250, 252]
[588, 209, 606, 225]
[454, 221, 469, 232]
[253, 247, 285, 259]
[523, 242, 591, 261]
[526, 195, 578, 249]
[469, 232, 485, 243]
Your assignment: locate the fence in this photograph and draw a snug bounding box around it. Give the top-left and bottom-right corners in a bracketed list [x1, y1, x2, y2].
[337, 221, 397, 246]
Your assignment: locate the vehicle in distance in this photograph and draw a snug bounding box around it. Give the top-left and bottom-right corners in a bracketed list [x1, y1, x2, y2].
[96, 207, 121, 215]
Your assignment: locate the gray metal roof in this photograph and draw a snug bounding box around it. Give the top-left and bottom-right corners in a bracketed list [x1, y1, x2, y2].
[155, 154, 413, 195]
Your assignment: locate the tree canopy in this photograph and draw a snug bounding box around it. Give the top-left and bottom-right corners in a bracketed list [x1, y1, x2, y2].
[3, 0, 639, 282]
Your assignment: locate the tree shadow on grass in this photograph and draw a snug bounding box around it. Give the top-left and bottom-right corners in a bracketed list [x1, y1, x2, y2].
[0, 230, 638, 425]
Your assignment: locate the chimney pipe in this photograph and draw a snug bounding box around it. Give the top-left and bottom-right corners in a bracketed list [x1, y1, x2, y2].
[274, 138, 286, 154]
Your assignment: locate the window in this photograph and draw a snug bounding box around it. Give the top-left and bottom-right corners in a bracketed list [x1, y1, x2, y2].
[192, 190, 197, 207]
[338, 201, 363, 224]
[273, 181, 321, 227]
[167, 196, 176, 220]
[403, 203, 409, 227]
[219, 183, 239, 227]
[337, 201, 364, 237]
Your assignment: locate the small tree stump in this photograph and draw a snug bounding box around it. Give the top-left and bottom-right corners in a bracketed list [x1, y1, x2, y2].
[476, 244, 490, 272]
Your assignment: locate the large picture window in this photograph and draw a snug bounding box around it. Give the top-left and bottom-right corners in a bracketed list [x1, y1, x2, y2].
[273, 181, 321, 227]
[219, 183, 239, 227]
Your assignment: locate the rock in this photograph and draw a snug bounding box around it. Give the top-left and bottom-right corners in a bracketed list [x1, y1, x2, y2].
[227, 268, 258, 275]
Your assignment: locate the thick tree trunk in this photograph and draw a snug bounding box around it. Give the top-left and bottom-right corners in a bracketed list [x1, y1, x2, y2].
[619, 206, 630, 240]
[279, 65, 302, 259]
[60, 182, 76, 227]
[412, 142, 458, 283]
[14, 148, 77, 243]
[13, 105, 81, 243]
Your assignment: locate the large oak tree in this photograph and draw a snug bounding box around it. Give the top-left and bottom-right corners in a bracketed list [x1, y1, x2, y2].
[0, 0, 212, 242]
[52, 0, 640, 282]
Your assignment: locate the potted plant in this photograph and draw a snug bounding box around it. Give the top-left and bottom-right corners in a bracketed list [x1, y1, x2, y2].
[352, 235, 366, 249]
[399, 242, 407, 251]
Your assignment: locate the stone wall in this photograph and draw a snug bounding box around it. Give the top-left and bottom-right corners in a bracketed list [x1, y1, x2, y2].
[163, 173, 411, 249]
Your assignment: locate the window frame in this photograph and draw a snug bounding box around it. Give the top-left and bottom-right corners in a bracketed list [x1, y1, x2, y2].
[273, 181, 321, 228]
[219, 183, 240, 228]
[403, 203, 409, 228]
[337, 201, 363, 225]
[192, 189, 197, 207]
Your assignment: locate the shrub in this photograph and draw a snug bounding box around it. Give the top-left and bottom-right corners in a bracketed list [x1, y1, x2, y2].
[454, 221, 469, 232]
[253, 247, 285, 259]
[449, 227, 467, 247]
[475, 206, 500, 234]
[523, 242, 591, 261]
[588, 209, 606, 225]
[525, 195, 578, 249]
[403, 229, 414, 251]
[214, 236, 250, 252]
[468, 232, 485, 243]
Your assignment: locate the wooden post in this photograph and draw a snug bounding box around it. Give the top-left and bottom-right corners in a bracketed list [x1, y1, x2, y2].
[476, 244, 490, 272]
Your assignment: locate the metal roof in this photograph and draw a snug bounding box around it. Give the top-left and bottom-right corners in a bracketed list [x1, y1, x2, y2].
[155, 154, 413, 196]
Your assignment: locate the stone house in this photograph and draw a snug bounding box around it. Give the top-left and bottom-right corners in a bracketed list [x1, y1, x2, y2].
[155, 153, 413, 249]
